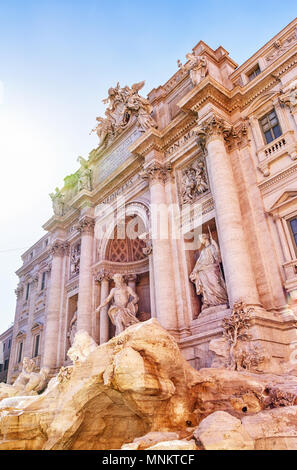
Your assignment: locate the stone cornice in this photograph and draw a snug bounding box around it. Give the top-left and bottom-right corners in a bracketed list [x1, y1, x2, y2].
[42, 207, 79, 233]
[93, 258, 149, 278]
[258, 162, 297, 194]
[129, 127, 163, 157]
[177, 76, 232, 114]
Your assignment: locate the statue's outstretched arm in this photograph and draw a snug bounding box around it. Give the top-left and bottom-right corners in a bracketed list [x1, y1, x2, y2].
[96, 289, 114, 311]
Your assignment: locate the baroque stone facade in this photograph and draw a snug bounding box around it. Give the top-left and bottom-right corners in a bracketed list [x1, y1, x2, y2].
[4, 19, 297, 384]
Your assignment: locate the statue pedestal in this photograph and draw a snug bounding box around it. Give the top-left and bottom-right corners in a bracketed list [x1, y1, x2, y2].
[179, 305, 230, 369]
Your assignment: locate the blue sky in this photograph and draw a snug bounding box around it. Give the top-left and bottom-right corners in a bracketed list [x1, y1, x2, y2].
[0, 1, 296, 332]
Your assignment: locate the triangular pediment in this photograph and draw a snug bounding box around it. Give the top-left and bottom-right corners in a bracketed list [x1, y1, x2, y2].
[269, 190, 297, 212]
[31, 322, 43, 331]
[16, 330, 26, 338]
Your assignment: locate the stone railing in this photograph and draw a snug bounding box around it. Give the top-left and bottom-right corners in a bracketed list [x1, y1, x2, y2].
[257, 130, 296, 176]
[264, 137, 287, 157]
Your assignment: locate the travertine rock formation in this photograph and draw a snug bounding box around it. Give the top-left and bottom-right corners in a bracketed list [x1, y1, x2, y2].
[1, 319, 297, 450]
[194, 411, 254, 450]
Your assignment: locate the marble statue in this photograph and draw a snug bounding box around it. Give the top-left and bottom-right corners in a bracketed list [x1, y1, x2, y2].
[67, 310, 78, 346]
[23, 367, 50, 395]
[190, 233, 228, 310]
[77, 156, 92, 191]
[96, 273, 140, 335]
[178, 53, 208, 86]
[0, 357, 49, 399]
[91, 81, 157, 149]
[67, 330, 98, 364]
[49, 187, 65, 217]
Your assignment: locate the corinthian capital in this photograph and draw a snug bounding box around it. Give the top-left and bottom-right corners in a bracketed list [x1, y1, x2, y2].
[95, 270, 112, 283]
[140, 162, 172, 184]
[15, 283, 24, 299]
[195, 114, 232, 151]
[78, 216, 95, 234]
[50, 240, 69, 257]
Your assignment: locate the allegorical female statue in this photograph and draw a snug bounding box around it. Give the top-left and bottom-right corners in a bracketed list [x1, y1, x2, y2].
[190, 233, 228, 310]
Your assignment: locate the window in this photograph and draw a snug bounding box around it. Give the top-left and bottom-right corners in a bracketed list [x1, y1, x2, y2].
[247, 64, 261, 81]
[33, 335, 40, 357]
[41, 272, 46, 291]
[289, 217, 297, 251]
[8, 339, 11, 349]
[3, 342, 5, 351]
[0, 364, 2, 372]
[25, 283, 30, 301]
[259, 109, 282, 144]
[4, 359, 8, 370]
[17, 342, 23, 363]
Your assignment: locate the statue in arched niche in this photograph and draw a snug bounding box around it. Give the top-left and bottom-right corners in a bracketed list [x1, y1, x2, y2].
[67, 310, 78, 346]
[96, 273, 139, 335]
[190, 232, 228, 310]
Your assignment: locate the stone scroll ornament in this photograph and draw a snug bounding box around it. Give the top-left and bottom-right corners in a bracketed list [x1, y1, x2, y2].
[90, 81, 157, 150]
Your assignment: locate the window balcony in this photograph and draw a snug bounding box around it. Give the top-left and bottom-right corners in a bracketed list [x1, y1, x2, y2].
[257, 130, 297, 176]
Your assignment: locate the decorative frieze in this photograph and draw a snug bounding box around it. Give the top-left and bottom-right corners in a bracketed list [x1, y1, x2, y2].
[180, 158, 208, 204]
[265, 30, 297, 64]
[70, 242, 81, 277]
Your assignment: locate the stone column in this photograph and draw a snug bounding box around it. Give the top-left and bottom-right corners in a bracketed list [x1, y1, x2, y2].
[7, 283, 24, 383]
[98, 273, 110, 344]
[23, 275, 39, 358]
[141, 162, 178, 331]
[42, 240, 67, 371]
[127, 274, 137, 292]
[196, 114, 260, 307]
[77, 216, 95, 335]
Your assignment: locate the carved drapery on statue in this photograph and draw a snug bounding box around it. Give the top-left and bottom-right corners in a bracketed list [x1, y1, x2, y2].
[77, 156, 92, 191]
[49, 187, 65, 217]
[96, 273, 139, 335]
[177, 53, 208, 86]
[91, 81, 157, 150]
[67, 310, 78, 346]
[190, 233, 228, 310]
